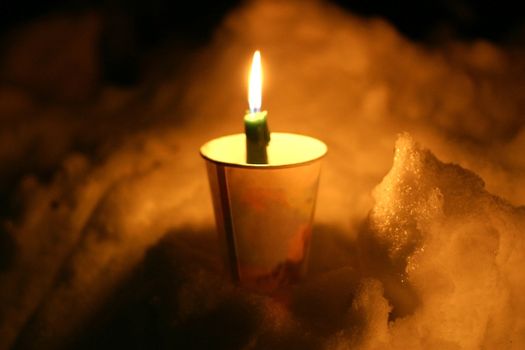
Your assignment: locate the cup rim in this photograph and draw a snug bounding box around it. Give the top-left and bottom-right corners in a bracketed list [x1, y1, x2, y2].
[200, 132, 327, 169]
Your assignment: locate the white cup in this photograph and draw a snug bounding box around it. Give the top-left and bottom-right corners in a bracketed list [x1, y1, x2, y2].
[201, 133, 327, 293]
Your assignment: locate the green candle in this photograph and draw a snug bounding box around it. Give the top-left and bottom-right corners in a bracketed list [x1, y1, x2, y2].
[245, 50, 270, 164]
[245, 110, 270, 164]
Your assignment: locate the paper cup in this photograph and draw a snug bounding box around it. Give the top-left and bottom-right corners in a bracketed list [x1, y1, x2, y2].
[201, 133, 327, 293]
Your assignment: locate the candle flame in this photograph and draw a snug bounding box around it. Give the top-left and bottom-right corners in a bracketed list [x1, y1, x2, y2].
[248, 50, 262, 113]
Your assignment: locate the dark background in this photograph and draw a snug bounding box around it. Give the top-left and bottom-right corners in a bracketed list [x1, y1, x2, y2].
[1, 0, 523, 85]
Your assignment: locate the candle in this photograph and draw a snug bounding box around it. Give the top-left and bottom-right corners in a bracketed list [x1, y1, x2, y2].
[244, 50, 270, 164]
[200, 50, 327, 290]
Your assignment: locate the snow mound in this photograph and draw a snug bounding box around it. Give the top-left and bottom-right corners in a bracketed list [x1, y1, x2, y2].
[350, 133, 525, 349]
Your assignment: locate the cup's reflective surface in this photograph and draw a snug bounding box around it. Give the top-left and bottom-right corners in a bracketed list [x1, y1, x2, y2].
[201, 133, 326, 293]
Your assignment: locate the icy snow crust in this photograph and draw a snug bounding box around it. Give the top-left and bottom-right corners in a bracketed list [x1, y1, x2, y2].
[357, 134, 525, 350]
